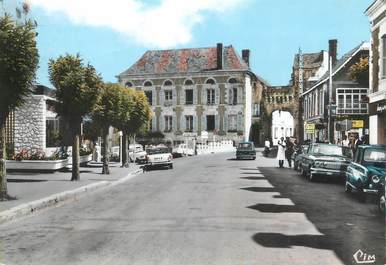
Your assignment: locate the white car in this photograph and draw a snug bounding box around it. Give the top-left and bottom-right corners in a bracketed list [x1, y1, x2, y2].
[145, 147, 173, 169]
[129, 144, 147, 163]
[172, 144, 194, 157]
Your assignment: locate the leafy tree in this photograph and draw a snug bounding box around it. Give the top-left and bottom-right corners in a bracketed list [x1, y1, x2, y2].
[92, 83, 123, 174]
[0, 14, 39, 199]
[349, 57, 369, 86]
[48, 54, 102, 181]
[117, 89, 152, 167]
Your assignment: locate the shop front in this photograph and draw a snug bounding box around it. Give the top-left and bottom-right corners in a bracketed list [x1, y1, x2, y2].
[369, 100, 386, 145]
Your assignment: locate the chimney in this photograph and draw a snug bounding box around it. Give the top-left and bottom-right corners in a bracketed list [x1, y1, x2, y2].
[217, 43, 223, 70]
[242, 49, 250, 67]
[329, 39, 338, 66]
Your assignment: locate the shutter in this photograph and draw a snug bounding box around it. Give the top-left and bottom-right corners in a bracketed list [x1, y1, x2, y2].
[215, 115, 219, 130]
[181, 89, 186, 105]
[215, 87, 220, 105]
[172, 115, 177, 131]
[160, 115, 165, 132]
[202, 88, 207, 105]
[192, 116, 196, 132]
[172, 89, 177, 106]
[181, 115, 186, 132]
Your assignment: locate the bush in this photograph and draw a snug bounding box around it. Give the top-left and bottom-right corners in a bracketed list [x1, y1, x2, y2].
[12, 149, 68, 161]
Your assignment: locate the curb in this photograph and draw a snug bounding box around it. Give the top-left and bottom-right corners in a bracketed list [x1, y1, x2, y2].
[0, 168, 143, 225]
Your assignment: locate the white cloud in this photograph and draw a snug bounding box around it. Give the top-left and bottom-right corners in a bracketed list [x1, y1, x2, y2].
[30, 0, 246, 48]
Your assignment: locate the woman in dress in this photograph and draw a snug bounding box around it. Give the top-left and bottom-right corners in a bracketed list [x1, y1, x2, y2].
[276, 137, 286, 168]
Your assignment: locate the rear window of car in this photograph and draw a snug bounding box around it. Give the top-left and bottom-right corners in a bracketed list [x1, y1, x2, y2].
[364, 149, 386, 163]
[238, 143, 253, 150]
[146, 148, 170, 155]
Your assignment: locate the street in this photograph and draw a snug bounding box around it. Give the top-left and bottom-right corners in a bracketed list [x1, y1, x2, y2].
[0, 151, 384, 265]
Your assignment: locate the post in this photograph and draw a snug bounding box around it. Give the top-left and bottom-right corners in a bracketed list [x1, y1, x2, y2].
[119, 131, 123, 165]
[328, 56, 333, 143]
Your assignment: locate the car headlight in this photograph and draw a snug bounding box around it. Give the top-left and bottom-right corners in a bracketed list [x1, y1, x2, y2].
[314, 161, 321, 167]
[372, 175, 380, 184]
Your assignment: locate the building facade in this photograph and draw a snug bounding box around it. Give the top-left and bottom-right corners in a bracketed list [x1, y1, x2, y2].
[366, 0, 386, 145]
[300, 42, 370, 143]
[117, 44, 260, 144]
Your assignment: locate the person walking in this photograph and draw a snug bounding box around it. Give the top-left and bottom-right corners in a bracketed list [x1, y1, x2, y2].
[264, 137, 270, 157]
[285, 137, 294, 168]
[341, 135, 350, 147]
[277, 137, 286, 168]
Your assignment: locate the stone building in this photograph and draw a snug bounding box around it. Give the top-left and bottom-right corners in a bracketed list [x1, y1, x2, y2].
[118, 43, 264, 144]
[366, 0, 386, 145]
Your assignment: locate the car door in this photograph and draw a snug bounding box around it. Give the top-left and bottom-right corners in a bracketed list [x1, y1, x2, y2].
[347, 148, 367, 189]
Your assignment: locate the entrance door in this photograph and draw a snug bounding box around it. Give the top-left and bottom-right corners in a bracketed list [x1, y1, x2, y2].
[206, 115, 215, 131]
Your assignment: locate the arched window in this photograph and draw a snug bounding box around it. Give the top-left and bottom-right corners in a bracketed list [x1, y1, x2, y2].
[228, 78, 238, 84]
[125, 81, 133, 88]
[163, 80, 173, 86]
[144, 81, 153, 87]
[205, 78, 216, 85]
[184, 79, 194, 86]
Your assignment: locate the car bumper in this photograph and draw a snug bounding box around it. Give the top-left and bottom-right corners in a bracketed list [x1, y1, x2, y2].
[146, 161, 172, 166]
[311, 168, 344, 177]
[363, 188, 379, 195]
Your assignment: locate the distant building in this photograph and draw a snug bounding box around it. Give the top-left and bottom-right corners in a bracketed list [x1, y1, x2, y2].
[117, 43, 264, 144]
[366, 0, 386, 145]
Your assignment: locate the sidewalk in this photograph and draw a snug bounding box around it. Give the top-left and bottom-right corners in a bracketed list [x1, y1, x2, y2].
[0, 162, 143, 223]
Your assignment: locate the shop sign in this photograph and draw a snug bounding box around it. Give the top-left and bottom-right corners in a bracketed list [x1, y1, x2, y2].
[305, 123, 315, 133]
[352, 120, 364, 128]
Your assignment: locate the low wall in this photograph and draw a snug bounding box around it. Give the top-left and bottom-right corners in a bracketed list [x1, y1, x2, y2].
[196, 140, 235, 155]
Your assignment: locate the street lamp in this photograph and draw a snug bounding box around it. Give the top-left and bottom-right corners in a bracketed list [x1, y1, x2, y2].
[118, 131, 123, 165]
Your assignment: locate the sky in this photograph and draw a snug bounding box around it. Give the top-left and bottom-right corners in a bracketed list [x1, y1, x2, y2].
[3, 0, 373, 86]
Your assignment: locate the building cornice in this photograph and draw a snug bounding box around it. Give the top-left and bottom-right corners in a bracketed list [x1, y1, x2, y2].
[365, 0, 385, 17]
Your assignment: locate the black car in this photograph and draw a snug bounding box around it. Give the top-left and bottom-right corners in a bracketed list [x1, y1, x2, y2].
[300, 143, 352, 181]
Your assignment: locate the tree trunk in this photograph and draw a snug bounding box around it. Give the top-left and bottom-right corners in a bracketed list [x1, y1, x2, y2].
[0, 121, 9, 199]
[121, 132, 129, 168]
[102, 127, 110, 174]
[71, 121, 81, 181]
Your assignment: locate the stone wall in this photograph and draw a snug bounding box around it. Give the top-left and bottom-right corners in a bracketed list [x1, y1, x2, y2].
[14, 95, 46, 152]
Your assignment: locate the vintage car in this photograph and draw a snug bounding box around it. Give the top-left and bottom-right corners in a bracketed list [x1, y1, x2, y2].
[236, 142, 256, 160]
[172, 144, 194, 158]
[299, 143, 352, 181]
[293, 145, 309, 171]
[345, 145, 386, 208]
[129, 144, 147, 163]
[144, 146, 173, 170]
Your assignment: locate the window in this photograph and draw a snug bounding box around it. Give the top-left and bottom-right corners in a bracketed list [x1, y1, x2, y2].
[164, 80, 173, 86]
[252, 103, 260, 117]
[206, 115, 215, 131]
[165, 90, 173, 101]
[145, 91, 152, 105]
[144, 81, 153, 87]
[336, 87, 368, 114]
[206, 78, 216, 85]
[125, 81, 133, 88]
[232, 87, 237, 105]
[207, 89, 215, 105]
[228, 115, 237, 131]
[149, 119, 153, 131]
[184, 79, 194, 86]
[46, 118, 60, 147]
[185, 116, 193, 132]
[228, 78, 238, 84]
[185, 89, 193, 105]
[164, 116, 172, 132]
[382, 35, 386, 78]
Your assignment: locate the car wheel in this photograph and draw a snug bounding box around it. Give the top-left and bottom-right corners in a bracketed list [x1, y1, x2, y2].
[345, 182, 352, 193]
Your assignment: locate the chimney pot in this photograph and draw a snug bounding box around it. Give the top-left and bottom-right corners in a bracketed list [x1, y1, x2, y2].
[242, 49, 250, 67]
[217, 43, 223, 70]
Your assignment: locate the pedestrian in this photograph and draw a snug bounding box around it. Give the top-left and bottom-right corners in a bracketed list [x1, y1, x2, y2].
[276, 137, 286, 168]
[285, 137, 294, 168]
[264, 137, 270, 157]
[341, 135, 350, 147]
[352, 135, 363, 155]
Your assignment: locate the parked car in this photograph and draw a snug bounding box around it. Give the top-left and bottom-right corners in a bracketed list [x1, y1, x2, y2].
[172, 144, 194, 157]
[236, 142, 256, 160]
[300, 143, 352, 181]
[110, 146, 120, 161]
[144, 146, 173, 169]
[129, 144, 147, 163]
[345, 145, 386, 207]
[292, 145, 309, 171]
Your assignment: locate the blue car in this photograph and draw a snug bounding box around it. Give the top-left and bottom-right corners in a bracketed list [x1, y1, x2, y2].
[345, 145, 386, 210]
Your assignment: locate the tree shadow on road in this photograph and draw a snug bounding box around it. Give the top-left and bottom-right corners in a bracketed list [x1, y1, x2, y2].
[252, 233, 331, 250]
[240, 187, 277, 192]
[247, 203, 302, 213]
[240, 177, 265, 180]
[7, 178, 47, 183]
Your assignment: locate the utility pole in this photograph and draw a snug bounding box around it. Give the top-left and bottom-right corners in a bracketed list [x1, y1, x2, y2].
[327, 56, 335, 143]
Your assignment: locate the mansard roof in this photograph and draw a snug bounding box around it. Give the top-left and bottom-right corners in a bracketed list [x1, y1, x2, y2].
[119, 45, 249, 76]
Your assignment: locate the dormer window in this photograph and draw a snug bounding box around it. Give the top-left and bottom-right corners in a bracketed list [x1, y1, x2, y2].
[144, 81, 153, 87]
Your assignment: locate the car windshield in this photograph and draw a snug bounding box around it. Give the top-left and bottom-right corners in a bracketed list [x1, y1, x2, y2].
[363, 149, 386, 167]
[146, 148, 170, 155]
[238, 143, 253, 150]
[310, 144, 351, 158]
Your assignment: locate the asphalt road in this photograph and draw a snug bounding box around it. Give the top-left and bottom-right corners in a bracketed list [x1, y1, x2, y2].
[0, 152, 384, 265]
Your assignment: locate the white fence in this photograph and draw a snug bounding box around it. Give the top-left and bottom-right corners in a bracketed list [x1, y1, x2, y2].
[196, 140, 235, 155]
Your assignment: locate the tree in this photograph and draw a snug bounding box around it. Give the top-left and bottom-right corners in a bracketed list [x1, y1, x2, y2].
[118, 89, 152, 168]
[48, 54, 102, 181]
[0, 14, 39, 199]
[349, 57, 369, 86]
[92, 83, 123, 174]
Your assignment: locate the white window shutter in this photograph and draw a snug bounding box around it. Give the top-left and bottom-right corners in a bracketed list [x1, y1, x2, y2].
[193, 88, 197, 105]
[181, 89, 186, 105]
[160, 115, 165, 132]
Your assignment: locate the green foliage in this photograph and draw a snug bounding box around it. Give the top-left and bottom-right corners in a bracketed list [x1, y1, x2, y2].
[92, 83, 124, 130]
[0, 14, 39, 122]
[48, 54, 102, 124]
[349, 57, 369, 86]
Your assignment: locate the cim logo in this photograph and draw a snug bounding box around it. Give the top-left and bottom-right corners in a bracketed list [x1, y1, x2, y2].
[353, 249, 376, 264]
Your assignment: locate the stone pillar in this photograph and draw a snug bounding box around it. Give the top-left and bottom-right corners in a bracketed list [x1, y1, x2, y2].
[155, 107, 162, 131]
[176, 85, 182, 105]
[155, 86, 161, 106]
[219, 84, 226, 104]
[217, 105, 226, 134]
[195, 105, 204, 135]
[196, 85, 202, 105]
[175, 106, 183, 134]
